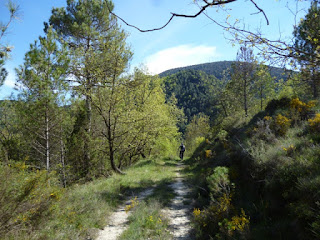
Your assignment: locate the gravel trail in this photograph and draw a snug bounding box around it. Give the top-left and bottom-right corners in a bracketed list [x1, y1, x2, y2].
[96, 188, 154, 240]
[96, 163, 193, 240]
[163, 163, 193, 239]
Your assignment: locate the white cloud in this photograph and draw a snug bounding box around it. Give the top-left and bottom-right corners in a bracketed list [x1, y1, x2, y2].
[144, 44, 219, 74]
[4, 70, 16, 88]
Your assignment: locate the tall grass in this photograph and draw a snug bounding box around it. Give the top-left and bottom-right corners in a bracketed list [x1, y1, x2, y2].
[1, 158, 179, 239]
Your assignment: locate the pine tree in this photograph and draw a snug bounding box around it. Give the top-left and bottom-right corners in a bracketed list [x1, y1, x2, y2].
[47, 0, 132, 174]
[16, 28, 69, 172]
[230, 45, 257, 117]
[293, 1, 320, 98]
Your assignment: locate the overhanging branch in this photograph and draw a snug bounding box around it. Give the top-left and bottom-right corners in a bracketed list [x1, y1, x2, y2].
[106, 0, 238, 32]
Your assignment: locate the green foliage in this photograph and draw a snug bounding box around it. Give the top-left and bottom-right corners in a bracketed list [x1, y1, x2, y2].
[192, 166, 250, 239]
[0, 0, 20, 86]
[185, 114, 210, 154]
[308, 113, 320, 132]
[206, 167, 232, 199]
[159, 61, 289, 83]
[15, 27, 70, 174]
[188, 91, 320, 239]
[0, 163, 61, 238]
[92, 69, 180, 173]
[120, 200, 171, 240]
[163, 69, 221, 123]
[293, 1, 320, 98]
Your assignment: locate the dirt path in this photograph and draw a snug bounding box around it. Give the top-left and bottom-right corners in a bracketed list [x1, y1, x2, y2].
[96, 163, 193, 240]
[96, 188, 154, 240]
[164, 163, 193, 239]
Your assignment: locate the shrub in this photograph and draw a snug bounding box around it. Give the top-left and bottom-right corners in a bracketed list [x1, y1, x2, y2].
[290, 97, 316, 120]
[308, 113, 320, 132]
[205, 149, 213, 158]
[218, 209, 250, 239]
[274, 114, 291, 136]
[251, 116, 276, 142]
[282, 144, 296, 157]
[265, 97, 291, 114]
[0, 163, 61, 238]
[206, 167, 233, 199]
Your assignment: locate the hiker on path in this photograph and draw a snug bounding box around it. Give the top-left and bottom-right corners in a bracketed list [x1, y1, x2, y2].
[179, 143, 186, 160]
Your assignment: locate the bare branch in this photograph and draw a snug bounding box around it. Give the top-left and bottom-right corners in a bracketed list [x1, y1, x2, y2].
[249, 0, 269, 25]
[106, 0, 237, 32]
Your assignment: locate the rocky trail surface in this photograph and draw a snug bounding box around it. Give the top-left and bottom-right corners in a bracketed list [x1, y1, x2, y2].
[96, 188, 154, 240]
[163, 163, 193, 239]
[96, 163, 193, 240]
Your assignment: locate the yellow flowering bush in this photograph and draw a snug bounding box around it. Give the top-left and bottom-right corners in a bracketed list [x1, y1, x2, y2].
[290, 98, 316, 113]
[274, 114, 291, 136]
[0, 165, 61, 236]
[282, 144, 296, 157]
[264, 115, 272, 121]
[218, 209, 250, 238]
[205, 149, 212, 158]
[290, 98, 316, 121]
[230, 209, 250, 231]
[308, 113, 320, 132]
[125, 196, 139, 213]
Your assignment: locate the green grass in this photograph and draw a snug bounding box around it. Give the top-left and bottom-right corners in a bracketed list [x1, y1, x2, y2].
[119, 200, 172, 240]
[2, 157, 180, 240]
[119, 158, 194, 240]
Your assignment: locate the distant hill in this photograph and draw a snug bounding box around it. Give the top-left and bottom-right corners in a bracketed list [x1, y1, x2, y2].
[160, 61, 292, 130]
[159, 61, 290, 81]
[162, 69, 222, 131]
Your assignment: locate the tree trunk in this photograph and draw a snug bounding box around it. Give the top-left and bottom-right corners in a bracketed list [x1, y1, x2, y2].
[107, 118, 125, 174]
[220, 100, 228, 117]
[312, 70, 318, 98]
[60, 125, 67, 188]
[3, 147, 9, 165]
[260, 87, 263, 111]
[110, 148, 125, 174]
[244, 79, 248, 117]
[45, 108, 50, 171]
[83, 93, 91, 175]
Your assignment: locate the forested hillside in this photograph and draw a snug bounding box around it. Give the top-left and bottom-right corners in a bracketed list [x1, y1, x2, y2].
[161, 60, 289, 134]
[159, 61, 291, 81]
[162, 69, 222, 128]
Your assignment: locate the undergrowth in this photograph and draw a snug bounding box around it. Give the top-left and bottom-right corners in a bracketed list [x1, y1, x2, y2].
[186, 97, 320, 239]
[0, 157, 178, 239]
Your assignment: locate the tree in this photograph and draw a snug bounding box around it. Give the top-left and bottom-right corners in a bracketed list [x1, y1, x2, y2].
[92, 69, 179, 173]
[0, 100, 20, 164]
[16, 28, 69, 172]
[254, 64, 276, 111]
[163, 70, 219, 123]
[185, 113, 210, 153]
[47, 0, 132, 173]
[293, 1, 320, 98]
[0, 0, 20, 87]
[229, 45, 257, 117]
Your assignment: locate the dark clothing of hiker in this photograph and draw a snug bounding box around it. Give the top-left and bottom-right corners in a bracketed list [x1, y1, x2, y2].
[179, 144, 185, 160]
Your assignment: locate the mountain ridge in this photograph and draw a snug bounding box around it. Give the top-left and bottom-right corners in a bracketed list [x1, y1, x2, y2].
[159, 60, 290, 81]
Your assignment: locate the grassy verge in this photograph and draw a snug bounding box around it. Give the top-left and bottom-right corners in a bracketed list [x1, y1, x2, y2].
[2, 157, 179, 240]
[119, 200, 172, 240]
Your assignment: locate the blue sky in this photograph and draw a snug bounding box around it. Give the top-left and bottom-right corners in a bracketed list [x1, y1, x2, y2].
[0, 0, 311, 99]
